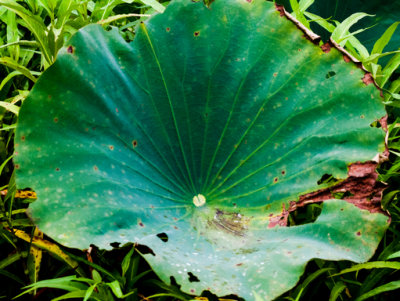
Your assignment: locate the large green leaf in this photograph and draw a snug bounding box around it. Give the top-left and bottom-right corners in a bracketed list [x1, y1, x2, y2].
[15, 0, 389, 299]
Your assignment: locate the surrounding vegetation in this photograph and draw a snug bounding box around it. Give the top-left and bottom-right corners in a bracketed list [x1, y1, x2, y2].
[1, 0, 400, 300]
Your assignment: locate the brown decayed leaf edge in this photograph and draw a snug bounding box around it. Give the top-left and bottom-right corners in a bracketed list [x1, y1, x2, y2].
[268, 5, 390, 228]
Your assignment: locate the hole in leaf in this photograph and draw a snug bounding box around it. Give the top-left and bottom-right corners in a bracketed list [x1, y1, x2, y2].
[170, 276, 181, 288]
[317, 174, 338, 185]
[325, 71, 336, 79]
[135, 243, 155, 256]
[156, 232, 168, 242]
[288, 203, 323, 226]
[188, 272, 200, 282]
[110, 242, 120, 248]
[331, 190, 354, 199]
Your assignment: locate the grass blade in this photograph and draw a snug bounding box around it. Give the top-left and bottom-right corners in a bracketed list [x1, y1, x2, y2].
[355, 280, 400, 301]
[329, 281, 347, 301]
[333, 261, 400, 276]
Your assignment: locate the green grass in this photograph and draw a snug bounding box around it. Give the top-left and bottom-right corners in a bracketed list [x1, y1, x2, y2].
[1, 0, 400, 300]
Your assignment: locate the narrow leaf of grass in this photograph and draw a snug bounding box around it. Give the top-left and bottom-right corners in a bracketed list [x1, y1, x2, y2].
[304, 11, 335, 32]
[387, 250, 400, 260]
[11, 229, 85, 277]
[333, 261, 400, 276]
[106, 280, 134, 298]
[0, 57, 36, 82]
[329, 281, 347, 301]
[380, 53, 400, 87]
[371, 22, 400, 63]
[0, 252, 24, 269]
[121, 245, 135, 278]
[52, 290, 90, 301]
[294, 268, 335, 300]
[355, 280, 400, 301]
[97, 13, 150, 25]
[0, 40, 39, 49]
[139, 0, 165, 13]
[64, 250, 122, 283]
[298, 0, 314, 13]
[331, 13, 373, 46]
[0, 155, 13, 176]
[83, 283, 97, 301]
[0, 102, 20, 115]
[0, 269, 25, 285]
[0, 124, 17, 131]
[0, 0, 52, 65]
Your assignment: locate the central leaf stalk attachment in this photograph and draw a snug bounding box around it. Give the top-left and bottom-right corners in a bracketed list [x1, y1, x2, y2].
[193, 194, 206, 207]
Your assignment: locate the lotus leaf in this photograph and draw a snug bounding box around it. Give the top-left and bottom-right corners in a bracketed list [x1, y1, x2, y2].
[15, 0, 389, 299]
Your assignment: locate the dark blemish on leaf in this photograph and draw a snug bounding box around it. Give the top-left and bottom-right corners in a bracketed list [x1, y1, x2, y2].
[298, 48, 301, 52]
[362, 73, 374, 85]
[53, 117, 59, 123]
[55, 168, 60, 172]
[109, 145, 114, 151]
[132, 140, 138, 148]
[166, 27, 170, 32]
[48, 95, 52, 99]
[356, 231, 361, 236]
[325, 71, 336, 79]
[139, 222, 144, 227]
[115, 108, 119, 113]
[343, 55, 351, 63]
[360, 115, 365, 119]
[67, 46, 74, 54]
[21, 136, 25, 141]
[236, 263, 243, 266]
[15, 164, 20, 169]
[173, 217, 178, 221]
[210, 210, 249, 236]
[190, 289, 195, 293]
[194, 31, 200, 37]
[93, 166, 99, 171]
[273, 72, 278, 77]
[321, 43, 331, 53]
[281, 170, 286, 175]
[156, 232, 168, 242]
[275, 4, 285, 17]
[188, 272, 200, 282]
[273, 177, 278, 183]
[173, 226, 178, 229]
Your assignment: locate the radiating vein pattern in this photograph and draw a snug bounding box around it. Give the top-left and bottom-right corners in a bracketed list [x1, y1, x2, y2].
[15, 0, 387, 300]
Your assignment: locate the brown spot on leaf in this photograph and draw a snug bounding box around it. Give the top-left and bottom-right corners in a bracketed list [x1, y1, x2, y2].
[55, 168, 60, 171]
[321, 43, 332, 53]
[194, 31, 200, 37]
[132, 140, 138, 148]
[210, 210, 250, 236]
[356, 231, 361, 236]
[343, 55, 351, 63]
[362, 73, 374, 86]
[93, 166, 99, 171]
[67, 46, 74, 54]
[166, 27, 170, 32]
[281, 170, 286, 175]
[54, 117, 59, 123]
[269, 161, 388, 228]
[109, 145, 114, 151]
[275, 4, 285, 16]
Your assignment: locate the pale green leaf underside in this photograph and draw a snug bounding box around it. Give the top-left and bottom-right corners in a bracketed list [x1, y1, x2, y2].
[15, 0, 388, 300]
